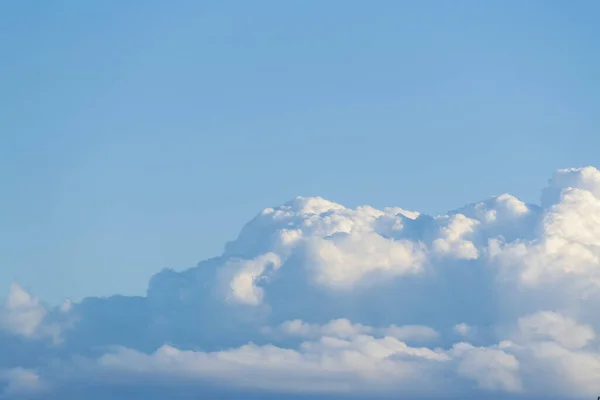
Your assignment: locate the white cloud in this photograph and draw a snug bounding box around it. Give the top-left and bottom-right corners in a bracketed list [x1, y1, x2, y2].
[0, 284, 47, 338]
[0, 284, 69, 345]
[0, 285, 73, 349]
[0, 368, 46, 397]
[489, 183, 600, 294]
[269, 319, 438, 343]
[217, 253, 282, 305]
[453, 323, 472, 337]
[432, 214, 480, 259]
[273, 318, 374, 339]
[5, 166, 600, 399]
[452, 342, 522, 393]
[222, 197, 427, 292]
[382, 325, 439, 342]
[92, 334, 452, 395]
[303, 232, 427, 289]
[516, 311, 595, 349]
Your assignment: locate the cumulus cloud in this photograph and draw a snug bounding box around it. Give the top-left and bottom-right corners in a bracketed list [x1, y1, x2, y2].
[452, 341, 522, 393]
[5, 166, 600, 399]
[217, 253, 282, 305]
[0, 284, 47, 338]
[0, 284, 69, 344]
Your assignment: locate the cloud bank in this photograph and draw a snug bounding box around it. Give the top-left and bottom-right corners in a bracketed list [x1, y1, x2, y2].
[3, 167, 600, 399]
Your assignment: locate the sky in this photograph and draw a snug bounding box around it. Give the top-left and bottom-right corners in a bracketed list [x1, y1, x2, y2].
[1, 2, 600, 398]
[1, 1, 599, 304]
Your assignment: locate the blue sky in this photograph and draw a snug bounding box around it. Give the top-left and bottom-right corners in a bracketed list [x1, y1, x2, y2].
[3, 2, 600, 399]
[1, 0, 599, 305]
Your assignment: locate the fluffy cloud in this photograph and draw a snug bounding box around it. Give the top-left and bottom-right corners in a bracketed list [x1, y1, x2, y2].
[217, 253, 282, 305]
[516, 311, 595, 349]
[0, 284, 70, 344]
[0, 284, 47, 338]
[4, 166, 600, 399]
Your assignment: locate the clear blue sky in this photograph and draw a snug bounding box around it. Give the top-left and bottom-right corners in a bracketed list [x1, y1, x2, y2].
[1, 0, 598, 305]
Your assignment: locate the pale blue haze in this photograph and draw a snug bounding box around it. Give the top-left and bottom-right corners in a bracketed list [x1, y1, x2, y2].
[1, 0, 599, 304]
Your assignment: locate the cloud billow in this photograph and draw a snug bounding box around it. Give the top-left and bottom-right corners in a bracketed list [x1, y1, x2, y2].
[3, 167, 600, 399]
